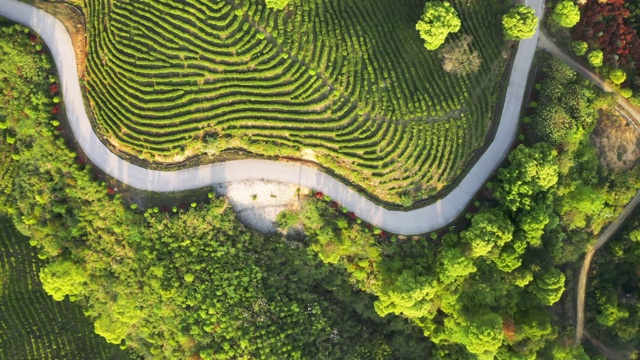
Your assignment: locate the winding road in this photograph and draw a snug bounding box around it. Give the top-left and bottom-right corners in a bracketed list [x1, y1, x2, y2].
[0, 0, 542, 235]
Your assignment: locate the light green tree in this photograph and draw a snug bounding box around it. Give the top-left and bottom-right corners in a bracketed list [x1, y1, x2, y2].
[39, 259, 88, 301]
[587, 50, 603, 67]
[415, 1, 461, 50]
[551, 0, 581, 28]
[265, 0, 290, 10]
[502, 5, 538, 40]
[530, 268, 565, 305]
[609, 68, 627, 85]
[461, 209, 514, 258]
[442, 312, 505, 359]
[572, 40, 588, 56]
[495, 143, 559, 212]
[437, 246, 477, 283]
[374, 270, 438, 319]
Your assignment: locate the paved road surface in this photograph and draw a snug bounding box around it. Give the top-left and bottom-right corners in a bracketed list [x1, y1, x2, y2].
[0, 0, 543, 235]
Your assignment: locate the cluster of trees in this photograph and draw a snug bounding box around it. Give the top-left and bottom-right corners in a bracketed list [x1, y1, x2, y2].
[418, 1, 540, 50]
[281, 57, 638, 358]
[572, 0, 639, 99]
[586, 211, 640, 359]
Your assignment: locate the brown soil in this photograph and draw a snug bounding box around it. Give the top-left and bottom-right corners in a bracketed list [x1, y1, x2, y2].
[33, 0, 87, 78]
[592, 108, 640, 170]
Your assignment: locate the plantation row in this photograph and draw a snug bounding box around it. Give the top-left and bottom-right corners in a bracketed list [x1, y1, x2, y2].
[0, 134, 15, 212]
[85, 0, 509, 202]
[0, 219, 123, 360]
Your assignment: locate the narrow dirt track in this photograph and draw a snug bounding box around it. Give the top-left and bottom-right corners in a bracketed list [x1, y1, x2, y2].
[537, 32, 640, 347]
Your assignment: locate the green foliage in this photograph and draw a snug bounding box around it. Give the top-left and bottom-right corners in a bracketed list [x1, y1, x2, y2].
[531, 59, 597, 145]
[264, 0, 290, 10]
[551, 0, 580, 28]
[495, 143, 558, 212]
[572, 40, 588, 56]
[502, 5, 539, 40]
[39, 260, 88, 301]
[441, 312, 504, 359]
[0, 218, 127, 359]
[587, 50, 604, 67]
[619, 87, 632, 98]
[609, 68, 627, 85]
[529, 268, 565, 305]
[415, 1, 461, 50]
[461, 209, 514, 258]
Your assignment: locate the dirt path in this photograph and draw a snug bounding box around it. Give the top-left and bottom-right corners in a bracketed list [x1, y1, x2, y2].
[575, 190, 640, 344]
[536, 32, 640, 347]
[0, 0, 544, 235]
[538, 31, 640, 132]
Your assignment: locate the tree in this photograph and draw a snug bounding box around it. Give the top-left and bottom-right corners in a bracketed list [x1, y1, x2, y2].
[265, 0, 290, 10]
[374, 270, 438, 319]
[437, 246, 477, 283]
[415, 1, 461, 50]
[494, 143, 559, 212]
[572, 40, 588, 56]
[502, 5, 539, 40]
[460, 209, 514, 258]
[529, 268, 565, 305]
[609, 68, 627, 84]
[441, 312, 505, 359]
[587, 50, 603, 67]
[39, 259, 88, 301]
[439, 34, 482, 75]
[551, 0, 581, 28]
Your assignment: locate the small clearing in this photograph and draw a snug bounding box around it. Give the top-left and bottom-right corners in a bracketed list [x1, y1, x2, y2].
[214, 180, 309, 233]
[592, 109, 640, 170]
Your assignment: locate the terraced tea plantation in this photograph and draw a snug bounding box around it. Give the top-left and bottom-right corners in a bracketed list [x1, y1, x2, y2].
[0, 218, 127, 360]
[85, 0, 509, 203]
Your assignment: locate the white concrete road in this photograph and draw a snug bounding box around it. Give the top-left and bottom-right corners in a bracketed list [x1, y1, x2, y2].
[0, 0, 543, 235]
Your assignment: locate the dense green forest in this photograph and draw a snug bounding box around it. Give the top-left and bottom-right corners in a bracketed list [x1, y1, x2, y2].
[279, 56, 639, 359]
[2, 1, 640, 359]
[585, 208, 640, 359]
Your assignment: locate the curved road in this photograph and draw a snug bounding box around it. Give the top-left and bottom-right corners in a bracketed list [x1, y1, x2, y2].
[0, 0, 543, 235]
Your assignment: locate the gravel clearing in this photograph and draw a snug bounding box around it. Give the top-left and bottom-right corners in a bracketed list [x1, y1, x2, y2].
[214, 181, 309, 233]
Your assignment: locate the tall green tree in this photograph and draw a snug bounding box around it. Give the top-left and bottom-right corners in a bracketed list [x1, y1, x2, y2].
[551, 0, 580, 28]
[415, 1, 461, 50]
[502, 5, 539, 40]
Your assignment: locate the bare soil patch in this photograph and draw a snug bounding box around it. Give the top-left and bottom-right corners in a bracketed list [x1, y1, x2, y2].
[592, 109, 640, 170]
[214, 181, 309, 234]
[33, 0, 87, 78]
